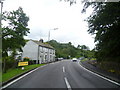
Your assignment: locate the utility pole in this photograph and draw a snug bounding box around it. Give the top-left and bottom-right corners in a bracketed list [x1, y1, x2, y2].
[0, 0, 4, 73]
[0, 0, 4, 29]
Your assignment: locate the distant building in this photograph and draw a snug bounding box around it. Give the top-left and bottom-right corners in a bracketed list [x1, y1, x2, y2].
[22, 39, 55, 64]
[7, 49, 22, 60]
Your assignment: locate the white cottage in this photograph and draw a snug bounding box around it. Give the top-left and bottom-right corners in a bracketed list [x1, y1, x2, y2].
[22, 39, 55, 64]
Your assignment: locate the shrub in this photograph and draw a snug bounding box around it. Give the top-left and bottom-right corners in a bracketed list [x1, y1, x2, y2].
[2, 56, 17, 73]
[23, 57, 30, 61]
[28, 60, 35, 65]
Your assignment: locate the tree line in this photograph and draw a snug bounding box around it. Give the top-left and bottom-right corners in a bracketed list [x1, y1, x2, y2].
[82, 2, 120, 63]
[66, 0, 120, 63]
[48, 40, 95, 59]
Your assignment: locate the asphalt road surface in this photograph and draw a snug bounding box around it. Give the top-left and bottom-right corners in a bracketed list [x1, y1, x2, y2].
[3, 60, 120, 89]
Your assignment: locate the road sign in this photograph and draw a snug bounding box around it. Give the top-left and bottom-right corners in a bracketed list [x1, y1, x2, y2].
[18, 62, 28, 66]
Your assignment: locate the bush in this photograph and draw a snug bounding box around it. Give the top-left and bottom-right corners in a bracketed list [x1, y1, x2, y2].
[23, 57, 30, 61]
[23, 57, 36, 65]
[28, 60, 35, 65]
[2, 56, 18, 73]
[98, 61, 120, 75]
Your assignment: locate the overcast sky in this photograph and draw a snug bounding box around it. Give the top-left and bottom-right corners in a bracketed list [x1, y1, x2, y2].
[3, 0, 95, 50]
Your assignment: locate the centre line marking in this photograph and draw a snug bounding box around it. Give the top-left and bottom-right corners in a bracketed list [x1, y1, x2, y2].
[64, 77, 72, 90]
[63, 66, 65, 73]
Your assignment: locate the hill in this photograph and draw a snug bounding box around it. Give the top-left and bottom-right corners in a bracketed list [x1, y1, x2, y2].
[48, 40, 95, 59]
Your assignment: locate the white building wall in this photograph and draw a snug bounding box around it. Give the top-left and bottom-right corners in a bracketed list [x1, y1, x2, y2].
[48, 49, 55, 62]
[22, 40, 55, 64]
[48, 48, 50, 62]
[53, 50, 55, 61]
[38, 46, 47, 63]
[42, 47, 45, 62]
[22, 40, 38, 61]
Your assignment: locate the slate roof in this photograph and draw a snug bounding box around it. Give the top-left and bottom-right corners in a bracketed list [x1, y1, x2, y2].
[31, 40, 54, 49]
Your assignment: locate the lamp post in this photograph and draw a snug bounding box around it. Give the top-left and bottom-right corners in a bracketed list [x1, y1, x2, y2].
[48, 28, 58, 41]
[48, 28, 58, 63]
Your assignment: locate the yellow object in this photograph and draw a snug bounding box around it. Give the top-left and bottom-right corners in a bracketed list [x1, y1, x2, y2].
[18, 62, 28, 66]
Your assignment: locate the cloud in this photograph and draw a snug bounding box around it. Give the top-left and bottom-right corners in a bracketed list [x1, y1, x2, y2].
[3, 0, 95, 50]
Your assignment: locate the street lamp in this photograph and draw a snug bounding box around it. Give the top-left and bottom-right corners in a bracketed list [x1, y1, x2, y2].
[48, 28, 58, 41]
[48, 28, 58, 63]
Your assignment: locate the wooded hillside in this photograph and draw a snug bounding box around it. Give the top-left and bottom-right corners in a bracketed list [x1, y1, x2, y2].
[48, 40, 95, 59]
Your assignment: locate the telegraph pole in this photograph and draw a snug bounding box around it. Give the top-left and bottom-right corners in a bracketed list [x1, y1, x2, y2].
[0, 0, 4, 29]
[0, 0, 4, 74]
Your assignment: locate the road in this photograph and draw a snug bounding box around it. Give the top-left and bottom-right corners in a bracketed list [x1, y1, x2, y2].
[3, 60, 120, 89]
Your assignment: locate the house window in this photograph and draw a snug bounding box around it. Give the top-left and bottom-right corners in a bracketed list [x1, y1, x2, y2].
[53, 50, 55, 54]
[41, 56, 44, 63]
[45, 48, 47, 53]
[51, 49, 53, 54]
[43, 48, 46, 53]
[40, 47, 43, 53]
[50, 55, 52, 61]
[50, 49, 52, 54]
[45, 55, 47, 60]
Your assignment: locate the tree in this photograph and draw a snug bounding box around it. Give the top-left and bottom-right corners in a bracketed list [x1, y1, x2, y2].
[2, 7, 30, 72]
[2, 7, 30, 57]
[59, 0, 76, 6]
[82, 2, 120, 62]
[77, 45, 81, 49]
[81, 45, 89, 50]
[48, 40, 92, 59]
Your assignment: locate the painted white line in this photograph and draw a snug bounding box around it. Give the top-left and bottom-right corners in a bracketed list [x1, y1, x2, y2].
[79, 62, 120, 86]
[63, 66, 65, 73]
[1, 65, 47, 89]
[64, 77, 72, 90]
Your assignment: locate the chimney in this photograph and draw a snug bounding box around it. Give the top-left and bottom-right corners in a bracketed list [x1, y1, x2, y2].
[39, 39, 43, 43]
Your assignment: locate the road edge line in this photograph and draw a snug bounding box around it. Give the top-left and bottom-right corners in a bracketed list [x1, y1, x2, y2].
[1, 64, 47, 89]
[79, 62, 120, 86]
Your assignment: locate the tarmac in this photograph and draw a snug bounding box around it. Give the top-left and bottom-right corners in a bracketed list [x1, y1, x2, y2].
[80, 60, 120, 83]
[2, 60, 120, 87]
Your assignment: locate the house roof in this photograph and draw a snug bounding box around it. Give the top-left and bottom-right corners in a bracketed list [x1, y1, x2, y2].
[31, 40, 54, 49]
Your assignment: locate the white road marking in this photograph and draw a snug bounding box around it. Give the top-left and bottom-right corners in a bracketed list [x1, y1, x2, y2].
[1, 65, 47, 89]
[79, 62, 120, 86]
[63, 66, 65, 73]
[64, 77, 72, 90]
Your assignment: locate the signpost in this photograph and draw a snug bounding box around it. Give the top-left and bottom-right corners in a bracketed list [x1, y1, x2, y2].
[18, 62, 28, 70]
[18, 62, 28, 66]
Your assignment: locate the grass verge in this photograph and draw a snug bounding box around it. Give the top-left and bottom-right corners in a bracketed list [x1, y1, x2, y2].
[80, 58, 88, 62]
[2, 64, 45, 83]
[90, 58, 96, 61]
[80, 58, 96, 62]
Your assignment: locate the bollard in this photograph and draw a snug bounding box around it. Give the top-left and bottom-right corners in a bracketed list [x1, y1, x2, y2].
[21, 67, 24, 70]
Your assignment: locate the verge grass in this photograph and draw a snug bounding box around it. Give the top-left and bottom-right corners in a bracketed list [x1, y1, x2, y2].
[90, 58, 96, 61]
[80, 58, 88, 62]
[2, 64, 45, 83]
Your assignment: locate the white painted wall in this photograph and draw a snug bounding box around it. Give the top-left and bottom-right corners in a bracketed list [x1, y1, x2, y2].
[22, 40, 55, 64]
[22, 40, 38, 60]
[38, 46, 44, 63]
